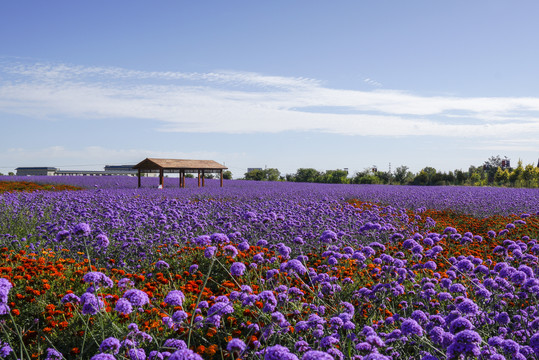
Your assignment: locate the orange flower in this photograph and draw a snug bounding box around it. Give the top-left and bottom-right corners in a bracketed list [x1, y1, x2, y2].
[205, 345, 218, 356]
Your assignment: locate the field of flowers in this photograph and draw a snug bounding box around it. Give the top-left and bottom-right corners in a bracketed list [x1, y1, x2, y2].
[0, 181, 82, 193]
[1, 176, 539, 359]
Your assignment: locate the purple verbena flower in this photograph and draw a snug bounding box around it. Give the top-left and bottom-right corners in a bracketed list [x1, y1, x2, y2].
[164, 290, 185, 307]
[204, 246, 217, 259]
[168, 348, 203, 360]
[123, 289, 149, 307]
[99, 337, 121, 354]
[224, 245, 239, 258]
[155, 260, 170, 269]
[188, 264, 198, 274]
[163, 339, 187, 350]
[83, 271, 114, 289]
[264, 345, 298, 360]
[227, 338, 247, 353]
[115, 298, 133, 315]
[127, 348, 145, 360]
[91, 354, 116, 360]
[457, 299, 479, 316]
[45, 348, 64, 360]
[73, 222, 91, 236]
[95, 234, 110, 248]
[401, 319, 423, 336]
[230, 262, 246, 276]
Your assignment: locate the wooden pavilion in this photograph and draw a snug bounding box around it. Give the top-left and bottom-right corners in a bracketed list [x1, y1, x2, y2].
[132, 158, 228, 188]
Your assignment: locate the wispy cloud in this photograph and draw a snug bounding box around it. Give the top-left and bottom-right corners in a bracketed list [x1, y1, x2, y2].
[1, 60, 539, 141]
[363, 78, 382, 87]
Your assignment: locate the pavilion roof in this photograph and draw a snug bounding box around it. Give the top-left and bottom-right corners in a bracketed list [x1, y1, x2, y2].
[132, 158, 227, 171]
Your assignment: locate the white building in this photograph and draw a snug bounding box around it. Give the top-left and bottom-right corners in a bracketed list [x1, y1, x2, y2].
[15, 167, 58, 176]
[15, 165, 143, 177]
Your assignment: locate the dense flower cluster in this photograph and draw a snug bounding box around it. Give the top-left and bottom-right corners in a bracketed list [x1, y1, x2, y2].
[1, 177, 539, 359]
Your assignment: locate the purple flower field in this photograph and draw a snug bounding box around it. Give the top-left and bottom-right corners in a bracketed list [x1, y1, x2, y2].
[0, 176, 539, 359]
[2, 175, 539, 217]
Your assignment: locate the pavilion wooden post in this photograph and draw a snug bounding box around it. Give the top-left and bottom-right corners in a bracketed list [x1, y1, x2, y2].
[137, 168, 141, 188]
[197, 171, 201, 187]
[181, 170, 186, 188]
[220, 169, 223, 187]
[159, 169, 164, 188]
[202, 170, 205, 187]
[179, 170, 182, 188]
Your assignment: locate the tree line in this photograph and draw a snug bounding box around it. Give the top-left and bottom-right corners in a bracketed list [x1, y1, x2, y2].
[242, 156, 539, 188]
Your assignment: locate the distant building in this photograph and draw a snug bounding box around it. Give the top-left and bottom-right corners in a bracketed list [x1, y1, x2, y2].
[501, 159, 511, 169]
[104, 165, 138, 175]
[247, 168, 263, 173]
[16, 167, 58, 176]
[16, 165, 139, 177]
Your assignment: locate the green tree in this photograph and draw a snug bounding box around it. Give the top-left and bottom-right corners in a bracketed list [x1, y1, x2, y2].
[412, 170, 429, 185]
[222, 170, 233, 180]
[412, 167, 438, 185]
[431, 172, 445, 185]
[501, 168, 510, 185]
[509, 160, 524, 186]
[244, 169, 265, 181]
[293, 168, 322, 183]
[374, 171, 391, 184]
[394, 165, 413, 185]
[522, 163, 536, 187]
[480, 155, 511, 184]
[454, 170, 467, 185]
[494, 167, 505, 185]
[422, 167, 437, 183]
[442, 171, 455, 185]
[352, 169, 381, 184]
[467, 166, 484, 186]
[469, 171, 483, 186]
[322, 169, 349, 184]
[533, 167, 539, 187]
[264, 168, 280, 181]
[244, 168, 280, 181]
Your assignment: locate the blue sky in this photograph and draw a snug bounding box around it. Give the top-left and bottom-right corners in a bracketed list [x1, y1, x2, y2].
[1, 1, 538, 177]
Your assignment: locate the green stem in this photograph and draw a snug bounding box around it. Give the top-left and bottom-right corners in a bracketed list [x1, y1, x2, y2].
[81, 315, 90, 355]
[6, 311, 32, 360]
[187, 258, 215, 348]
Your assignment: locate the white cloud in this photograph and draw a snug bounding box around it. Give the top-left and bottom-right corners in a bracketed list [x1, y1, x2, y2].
[363, 78, 382, 87]
[1, 60, 539, 141]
